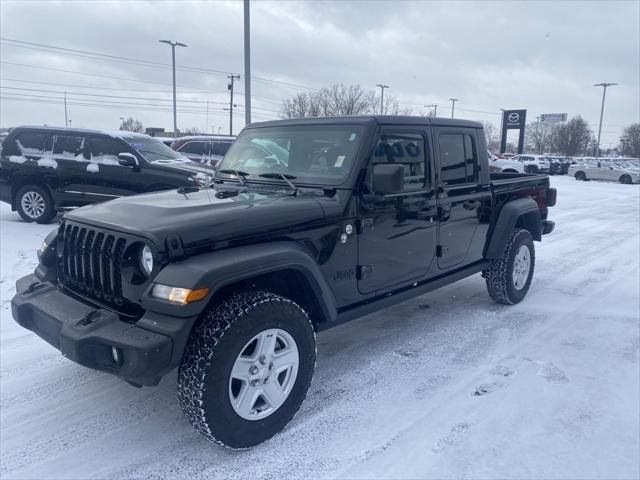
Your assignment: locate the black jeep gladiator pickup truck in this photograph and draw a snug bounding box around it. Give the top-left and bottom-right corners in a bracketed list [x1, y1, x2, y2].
[12, 116, 556, 448]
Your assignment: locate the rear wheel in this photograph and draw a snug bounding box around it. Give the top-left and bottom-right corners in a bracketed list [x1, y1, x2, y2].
[16, 185, 56, 224]
[619, 174, 632, 184]
[525, 165, 537, 174]
[574, 171, 587, 181]
[177, 291, 316, 449]
[484, 229, 535, 305]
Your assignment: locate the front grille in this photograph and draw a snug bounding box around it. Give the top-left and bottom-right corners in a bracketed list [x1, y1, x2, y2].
[57, 221, 129, 308]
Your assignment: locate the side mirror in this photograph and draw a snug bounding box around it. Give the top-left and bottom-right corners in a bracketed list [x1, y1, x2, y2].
[372, 163, 404, 195]
[118, 152, 138, 167]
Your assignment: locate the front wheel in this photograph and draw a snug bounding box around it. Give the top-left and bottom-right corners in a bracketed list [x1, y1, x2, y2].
[177, 291, 316, 449]
[484, 229, 535, 305]
[574, 171, 587, 181]
[16, 185, 56, 224]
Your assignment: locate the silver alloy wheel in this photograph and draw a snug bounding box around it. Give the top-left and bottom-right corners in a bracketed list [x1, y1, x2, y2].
[20, 191, 46, 219]
[228, 328, 299, 421]
[512, 244, 531, 290]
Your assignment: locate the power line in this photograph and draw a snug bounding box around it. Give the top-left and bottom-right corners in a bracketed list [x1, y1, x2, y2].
[1, 37, 319, 91]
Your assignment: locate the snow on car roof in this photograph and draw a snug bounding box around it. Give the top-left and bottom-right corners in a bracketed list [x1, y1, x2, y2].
[13, 125, 155, 140]
[175, 135, 236, 142]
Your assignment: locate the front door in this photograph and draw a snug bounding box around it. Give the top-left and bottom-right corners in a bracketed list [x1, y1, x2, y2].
[357, 128, 438, 294]
[434, 127, 491, 269]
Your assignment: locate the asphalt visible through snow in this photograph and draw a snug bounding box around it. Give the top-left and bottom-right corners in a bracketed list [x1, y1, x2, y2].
[1, 176, 638, 479]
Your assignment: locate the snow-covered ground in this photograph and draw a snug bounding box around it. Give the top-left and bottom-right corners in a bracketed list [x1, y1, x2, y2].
[1, 176, 638, 479]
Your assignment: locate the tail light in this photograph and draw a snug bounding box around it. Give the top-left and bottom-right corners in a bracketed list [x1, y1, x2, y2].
[546, 187, 557, 207]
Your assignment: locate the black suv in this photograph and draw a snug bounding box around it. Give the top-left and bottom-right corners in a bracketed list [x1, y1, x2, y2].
[12, 116, 556, 449]
[0, 126, 215, 223]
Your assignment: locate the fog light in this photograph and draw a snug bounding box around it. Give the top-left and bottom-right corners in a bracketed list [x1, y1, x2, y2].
[151, 284, 210, 304]
[111, 346, 121, 364]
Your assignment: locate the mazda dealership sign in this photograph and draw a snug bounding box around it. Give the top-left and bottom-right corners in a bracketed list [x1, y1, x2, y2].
[500, 109, 527, 153]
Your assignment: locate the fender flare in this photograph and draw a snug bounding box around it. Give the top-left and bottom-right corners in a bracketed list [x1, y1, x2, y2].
[142, 241, 337, 322]
[485, 197, 541, 260]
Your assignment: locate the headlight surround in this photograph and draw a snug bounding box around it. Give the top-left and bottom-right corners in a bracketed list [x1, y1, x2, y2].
[140, 245, 154, 276]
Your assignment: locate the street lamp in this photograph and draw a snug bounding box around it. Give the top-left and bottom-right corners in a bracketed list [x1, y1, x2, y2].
[159, 39, 187, 138]
[376, 84, 389, 114]
[449, 98, 459, 118]
[593, 82, 617, 161]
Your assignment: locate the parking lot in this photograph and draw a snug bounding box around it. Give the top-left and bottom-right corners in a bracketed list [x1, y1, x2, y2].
[0, 175, 638, 479]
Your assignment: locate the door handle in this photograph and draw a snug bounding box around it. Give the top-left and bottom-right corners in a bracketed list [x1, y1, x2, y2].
[463, 200, 481, 210]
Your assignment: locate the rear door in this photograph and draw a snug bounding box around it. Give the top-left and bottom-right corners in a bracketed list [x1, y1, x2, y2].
[357, 126, 438, 294]
[434, 127, 491, 269]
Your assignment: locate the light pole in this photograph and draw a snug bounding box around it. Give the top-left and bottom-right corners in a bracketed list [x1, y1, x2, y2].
[244, 0, 252, 126]
[376, 84, 389, 114]
[424, 104, 437, 117]
[593, 82, 617, 161]
[64, 92, 69, 127]
[449, 98, 459, 118]
[159, 39, 187, 138]
[227, 74, 241, 135]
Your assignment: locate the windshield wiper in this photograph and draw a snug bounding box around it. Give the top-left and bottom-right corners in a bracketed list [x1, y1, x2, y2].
[218, 169, 249, 185]
[259, 172, 298, 195]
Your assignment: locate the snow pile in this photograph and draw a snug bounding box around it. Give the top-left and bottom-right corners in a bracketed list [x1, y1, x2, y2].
[0, 176, 638, 479]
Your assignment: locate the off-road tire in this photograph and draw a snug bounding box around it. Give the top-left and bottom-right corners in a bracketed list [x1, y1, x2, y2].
[177, 291, 316, 449]
[574, 171, 587, 181]
[619, 174, 632, 185]
[483, 229, 535, 305]
[525, 165, 538, 174]
[16, 185, 56, 224]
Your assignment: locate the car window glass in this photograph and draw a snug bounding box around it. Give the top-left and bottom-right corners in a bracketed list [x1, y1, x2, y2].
[438, 133, 477, 186]
[88, 136, 124, 164]
[53, 135, 85, 159]
[15, 132, 46, 156]
[179, 141, 207, 155]
[372, 132, 426, 191]
[211, 141, 232, 156]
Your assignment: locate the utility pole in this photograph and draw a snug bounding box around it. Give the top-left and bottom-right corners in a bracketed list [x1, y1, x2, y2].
[159, 39, 187, 138]
[244, 0, 252, 126]
[424, 104, 437, 117]
[228, 74, 241, 135]
[536, 116, 541, 154]
[449, 98, 458, 118]
[376, 84, 389, 114]
[205, 101, 209, 134]
[64, 92, 68, 127]
[593, 82, 617, 161]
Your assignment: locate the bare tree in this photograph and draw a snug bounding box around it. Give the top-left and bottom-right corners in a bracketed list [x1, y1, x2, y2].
[119, 117, 144, 133]
[482, 121, 500, 152]
[621, 123, 640, 158]
[550, 116, 592, 156]
[281, 84, 409, 118]
[525, 121, 549, 154]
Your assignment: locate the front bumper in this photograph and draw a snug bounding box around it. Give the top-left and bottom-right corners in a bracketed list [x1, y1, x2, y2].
[542, 220, 555, 235]
[11, 274, 196, 386]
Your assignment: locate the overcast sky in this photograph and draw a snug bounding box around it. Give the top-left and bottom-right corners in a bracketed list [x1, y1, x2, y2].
[1, 0, 638, 146]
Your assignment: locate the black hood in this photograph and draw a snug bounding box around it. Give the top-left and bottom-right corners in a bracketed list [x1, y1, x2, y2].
[64, 186, 327, 251]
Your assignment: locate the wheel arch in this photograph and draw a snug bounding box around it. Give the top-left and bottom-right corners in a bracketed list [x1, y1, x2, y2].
[145, 241, 338, 329]
[485, 197, 541, 260]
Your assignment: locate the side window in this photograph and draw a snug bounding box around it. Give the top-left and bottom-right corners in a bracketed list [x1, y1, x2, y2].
[178, 141, 206, 155]
[53, 135, 84, 159]
[88, 136, 125, 164]
[372, 132, 426, 191]
[15, 132, 47, 156]
[211, 141, 232, 156]
[438, 133, 477, 186]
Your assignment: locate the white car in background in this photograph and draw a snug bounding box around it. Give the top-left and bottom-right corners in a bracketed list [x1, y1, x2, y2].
[569, 160, 640, 184]
[492, 157, 525, 173]
[511, 154, 551, 173]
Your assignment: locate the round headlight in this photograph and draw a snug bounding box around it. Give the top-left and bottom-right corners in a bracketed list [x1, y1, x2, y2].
[140, 245, 154, 276]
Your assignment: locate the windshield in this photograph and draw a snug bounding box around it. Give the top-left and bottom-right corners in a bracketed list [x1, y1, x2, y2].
[124, 136, 186, 163]
[216, 125, 363, 186]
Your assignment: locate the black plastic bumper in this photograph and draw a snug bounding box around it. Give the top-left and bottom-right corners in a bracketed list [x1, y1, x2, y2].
[11, 274, 195, 386]
[542, 220, 555, 235]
